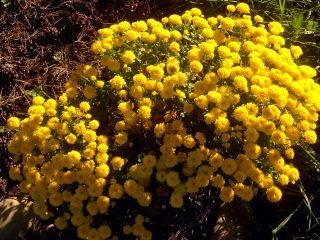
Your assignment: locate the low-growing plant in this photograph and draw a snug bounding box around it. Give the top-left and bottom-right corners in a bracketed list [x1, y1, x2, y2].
[6, 2, 320, 239]
[1, 0, 12, 7]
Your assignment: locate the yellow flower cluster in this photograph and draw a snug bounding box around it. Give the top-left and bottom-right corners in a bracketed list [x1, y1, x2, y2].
[7, 2, 319, 239]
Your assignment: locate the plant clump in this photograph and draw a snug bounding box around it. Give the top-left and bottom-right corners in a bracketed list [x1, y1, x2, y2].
[6, 2, 320, 239]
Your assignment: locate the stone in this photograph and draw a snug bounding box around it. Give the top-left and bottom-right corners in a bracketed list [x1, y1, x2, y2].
[0, 195, 35, 240]
[212, 199, 249, 240]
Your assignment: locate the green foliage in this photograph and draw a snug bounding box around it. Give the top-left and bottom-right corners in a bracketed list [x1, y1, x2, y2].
[291, 12, 304, 35]
[1, 0, 12, 7]
[0, 126, 5, 133]
[278, 0, 286, 18]
[53, 52, 64, 62]
[25, 87, 45, 97]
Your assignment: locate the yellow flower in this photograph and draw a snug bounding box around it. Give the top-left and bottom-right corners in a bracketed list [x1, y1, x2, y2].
[54, 216, 68, 230]
[169, 41, 180, 52]
[109, 183, 124, 199]
[111, 156, 125, 170]
[132, 20, 148, 32]
[217, 46, 231, 58]
[188, 47, 203, 61]
[233, 76, 248, 92]
[290, 45, 303, 59]
[105, 58, 121, 72]
[146, 65, 164, 80]
[280, 114, 294, 127]
[121, 50, 136, 64]
[304, 130, 317, 144]
[98, 28, 114, 37]
[77, 225, 91, 239]
[154, 123, 166, 138]
[189, 60, 203, 73]
[143, 154, 157, 167]
[65, 133, 77, 144]
[83, 129, 97, 142]
[266, 186, 282, 202]
[44, 99, 57, 109]
[110, 75, 126, 90]
[183, 135, 196, 149]
[268, 21, 284, 35]
[170, 30, 182, 41]
[166, 171, 180, 187]
[91, 40, 105, 54]
[244, 143, 261, 160]
[226, 4, 236, 13]
[214, 117, 230, 133]
[32, 96, 45, 105]
[190, 8, 202, 16]
[236, 2, 250, 14]
[233, 170, 247, 183]
[208, 17, 218, 27]
[125, 30, 139, 41]
[33, 126, 51, 140]
[193, 16, 209, 28]
[94, 164, 110, 178]
[194, 95, 208, 109]
[262, 105, 281, 121]
[288, 167, 299, 183]
[98, 225, 112, 239]
[9, 166, 23, 181]
[49, 192, 63, 207]
[199, 42, 216, 56]
[217, 67, 231, 79]
[88, 120, 99, 130]
[138, 105, 152, 119]
[271, 130, 287, 145]
[234, 183, 254, 201]
[168, 14, 182, 25]
[59, 94, 68, 104]
[6, 117, 20, 130]
[124, 179, 138, 196]
[169, 192, 184, 208]
[79, 101, 90, 112]
[220, 17, 235, 30]
[96, 195, 110, 211]
[244, 127, 259, 142]
[83, 86, 97, 99]
[278, 174, 289, 186]
[221, 158, 238, 175]
[68, 150, 81, 164]
[219, 186, 234, 202]
[115, 131, 128, 145]
[202, 28, 214, 38]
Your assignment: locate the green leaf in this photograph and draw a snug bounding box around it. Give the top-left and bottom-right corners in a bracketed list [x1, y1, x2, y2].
[0, 126, 5, 133]
[306, 20, 319, 32]
[53, 52, 63, 61]
[291, 12, 304, 34]
[25, 87, 45, 97]
[1, 0, 12, 7]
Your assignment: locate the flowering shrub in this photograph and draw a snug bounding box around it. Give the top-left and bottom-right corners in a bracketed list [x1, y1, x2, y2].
[6, 2, 320, 239]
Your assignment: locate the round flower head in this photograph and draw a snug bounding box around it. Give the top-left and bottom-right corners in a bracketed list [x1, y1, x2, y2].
[6, 117, 20, 130]
[266, 186, 282, 202]
[236, 3, 250, 14]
